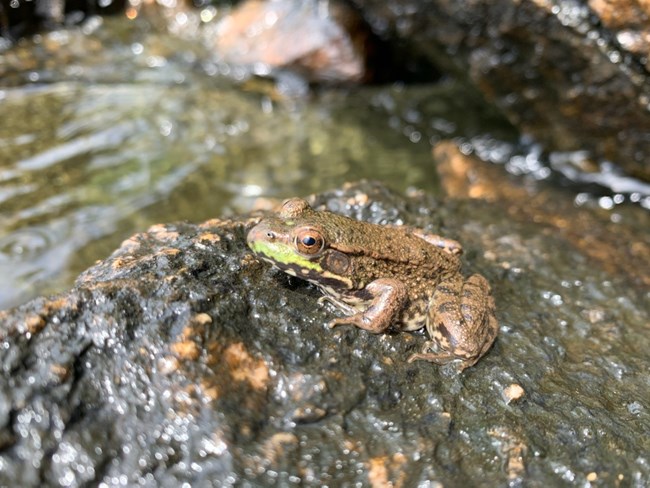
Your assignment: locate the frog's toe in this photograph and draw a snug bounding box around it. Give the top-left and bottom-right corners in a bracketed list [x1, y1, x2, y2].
[327, 317, 350, 329]
[407, 350, 455, 365]
[407, 351, 478, 372]
[328, 312, 391, 334]
[407, 340, 480, 370]
[407, 341, 443, 363]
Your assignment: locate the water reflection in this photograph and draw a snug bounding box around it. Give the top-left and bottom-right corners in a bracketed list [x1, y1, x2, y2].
[0, 74, 451, 309]
[0, 227, 51, 260]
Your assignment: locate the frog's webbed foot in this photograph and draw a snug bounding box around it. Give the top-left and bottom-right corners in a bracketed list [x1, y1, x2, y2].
[327, 278, 408, 334]
[410, 274, 498, 370]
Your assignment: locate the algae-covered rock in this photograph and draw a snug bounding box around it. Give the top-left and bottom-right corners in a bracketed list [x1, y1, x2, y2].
[0, 181, 648, 486]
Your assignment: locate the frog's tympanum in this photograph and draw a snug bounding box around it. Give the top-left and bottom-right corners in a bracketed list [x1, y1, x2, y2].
[247, 198, 498, 370]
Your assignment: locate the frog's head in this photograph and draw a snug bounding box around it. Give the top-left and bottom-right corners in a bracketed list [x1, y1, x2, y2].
[247, 198, 354, 289]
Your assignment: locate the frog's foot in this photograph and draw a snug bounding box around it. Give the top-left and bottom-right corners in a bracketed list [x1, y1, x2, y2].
[416, 274, 498, 369]
[327, 278, 408, 334]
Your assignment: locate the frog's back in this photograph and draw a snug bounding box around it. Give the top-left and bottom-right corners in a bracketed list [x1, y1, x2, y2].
[319, 213, 461, 280]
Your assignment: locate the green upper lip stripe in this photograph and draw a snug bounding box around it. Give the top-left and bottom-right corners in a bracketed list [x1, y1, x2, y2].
[250, 240, 322, 272]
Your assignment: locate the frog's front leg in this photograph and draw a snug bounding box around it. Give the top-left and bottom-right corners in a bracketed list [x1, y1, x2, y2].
[328, 278, 408, 334]
[408, 274, 498, 370]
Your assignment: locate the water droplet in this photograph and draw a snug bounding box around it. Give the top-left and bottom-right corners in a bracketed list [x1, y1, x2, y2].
[608, 50, 622, 63]
[598, 196, 614, 210]
[200, 8, 215, 23]
[131, 43, 144, 55]
[627, 401, 643, 415]
[574, 193, 589, 206]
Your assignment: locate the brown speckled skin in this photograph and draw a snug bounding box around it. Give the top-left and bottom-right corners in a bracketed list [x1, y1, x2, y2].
[247, 198, 498, 370]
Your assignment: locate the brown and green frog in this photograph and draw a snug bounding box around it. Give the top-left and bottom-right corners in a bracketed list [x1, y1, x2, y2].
[247, 198, 498, 370]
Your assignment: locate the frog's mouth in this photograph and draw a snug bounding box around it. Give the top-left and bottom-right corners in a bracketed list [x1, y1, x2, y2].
[248, 239, 323, 273]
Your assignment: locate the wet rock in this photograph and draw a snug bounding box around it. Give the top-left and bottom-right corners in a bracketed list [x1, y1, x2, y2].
[213, 0, 373, 83]
[589, 0, 650, 60]
[0, 181, 649, 486]
[0, 0, 125, 41]
[433, 140, 650, 287]
[351, 0, 650, 181]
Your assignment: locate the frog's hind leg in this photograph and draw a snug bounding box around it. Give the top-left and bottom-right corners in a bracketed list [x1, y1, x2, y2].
[385, 225, 463, 256]
[408, 274, 498, 371]
[411, 229, 463, 256]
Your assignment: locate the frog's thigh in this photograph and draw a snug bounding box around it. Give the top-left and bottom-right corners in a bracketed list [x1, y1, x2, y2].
[329, 278, 408, 333]
[422, 274, 497, 367]
[411, 229, 463, 256]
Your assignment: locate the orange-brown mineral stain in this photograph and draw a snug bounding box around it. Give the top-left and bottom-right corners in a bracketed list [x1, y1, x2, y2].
[224, 342, 270, 391]
[368, 453, 408, 488]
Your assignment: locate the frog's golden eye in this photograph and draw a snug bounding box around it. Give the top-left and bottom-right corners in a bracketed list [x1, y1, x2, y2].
[294, 227, 325, 255]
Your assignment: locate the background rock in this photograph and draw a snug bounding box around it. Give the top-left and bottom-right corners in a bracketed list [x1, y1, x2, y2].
[213, 0, 374, 83]
[351, 0, 650, 180]
[0, 0, 125, 40]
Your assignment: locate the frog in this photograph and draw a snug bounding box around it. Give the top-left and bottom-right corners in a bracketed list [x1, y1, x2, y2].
[246, 198, 498, 370]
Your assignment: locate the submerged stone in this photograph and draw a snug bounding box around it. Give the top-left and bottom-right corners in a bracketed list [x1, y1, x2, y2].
[214, 0, 373, 83]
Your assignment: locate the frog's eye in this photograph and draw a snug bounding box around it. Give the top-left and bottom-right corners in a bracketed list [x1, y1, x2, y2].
[294, 228, 325, 255]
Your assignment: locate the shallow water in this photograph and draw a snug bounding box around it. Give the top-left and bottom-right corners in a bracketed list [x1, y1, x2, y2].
[0, 11, 647, 310]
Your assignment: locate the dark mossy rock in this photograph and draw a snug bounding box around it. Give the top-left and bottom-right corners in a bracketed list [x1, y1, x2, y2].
[0, 180, 648, 486]
[351, 0, 650, 181]
[0, 0, 127, 41]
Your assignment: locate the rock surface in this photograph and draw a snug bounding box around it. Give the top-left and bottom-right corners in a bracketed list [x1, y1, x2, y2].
[0, 180, 648, 486]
